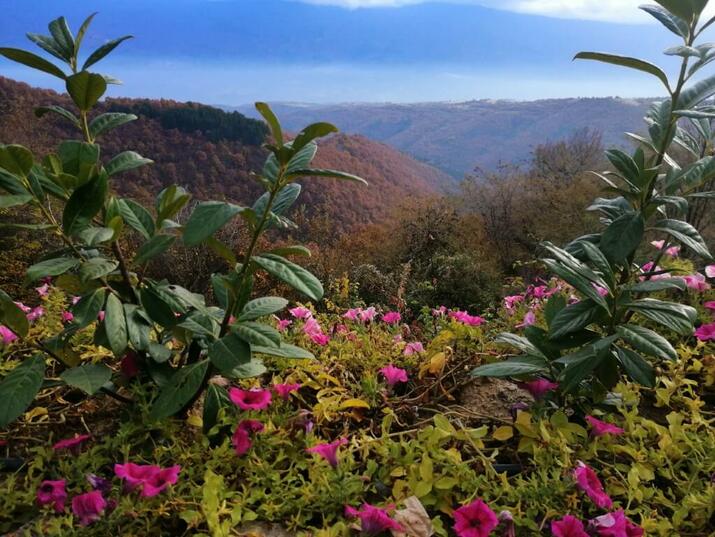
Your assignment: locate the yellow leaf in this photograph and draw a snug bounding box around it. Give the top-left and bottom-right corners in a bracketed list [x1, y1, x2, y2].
[24, 407, 48, 423]
[418, 352, 446, 379]
[492, 425, 514, 441]
[187, 414, 203, 428]
[339, 398, 370, 409]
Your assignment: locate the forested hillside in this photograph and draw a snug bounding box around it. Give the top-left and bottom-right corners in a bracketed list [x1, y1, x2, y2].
[0, 77, 453, 229]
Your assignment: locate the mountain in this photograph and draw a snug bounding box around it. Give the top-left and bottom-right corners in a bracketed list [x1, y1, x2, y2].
[0, 77, 453, 230]
[235, 98, 654, 176]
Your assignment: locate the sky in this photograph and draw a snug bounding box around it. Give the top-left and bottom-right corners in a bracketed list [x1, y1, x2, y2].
[0, 0, 709, 104]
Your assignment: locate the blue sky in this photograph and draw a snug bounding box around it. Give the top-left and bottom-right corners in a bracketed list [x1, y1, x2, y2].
[0, 0, 704, 104]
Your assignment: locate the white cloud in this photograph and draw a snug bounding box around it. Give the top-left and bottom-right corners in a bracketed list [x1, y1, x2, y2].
[295, 0, 715, 24]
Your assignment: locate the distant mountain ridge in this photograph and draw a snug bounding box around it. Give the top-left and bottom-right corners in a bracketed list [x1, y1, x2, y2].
[234, 98, 654, 176]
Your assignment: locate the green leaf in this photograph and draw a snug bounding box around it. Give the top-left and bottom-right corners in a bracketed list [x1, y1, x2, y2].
[494, 332, 547, 359]
[653, 0, 705, 22]
[156, 185, 191, 223]
[253, 254, 324, 301]
[0, 355, 45, 427]
[26, 33, 69, 63]
[252, 343, 313, 359]
[104, 293, 128, 356]
[208, 333, 251, 374]
[268, 245, 311, 258]
[623, 299, 697, 336]
[183, 201, 244, 246]
[0, 145, 34, 177]
[544, 294, 567, 329]
[471, 357, 550, 378]
[48, 16, 75, 59]
[74, 13, 97, 55]
[0, 194, 33, 209]
[134, 235, 175, 265]
[149, 360, 209, 420]
[579, 241, 615, 289]
[255, 102, 284, 147]
[66, 72, 107, 111]
[82, 35, 133, 70]
[616, 347, 656, 388]
[233, 322, 281, 348]
[71, 289, 105, 329]
[291, 122, 338, 152]
[640, 5, 689, 37]
[600, 212, 644, 263]
[549, 299, 602, 339]
[0, 48, 66, 79]
[140, 286, 178, 327]
[60, 364, 111, 395]
[238, 297, 288, 322]
[652, 219, 712, 259]
[26, 256, 79, 282]
[79, 258, 118, 282]
[286, 167, 367, 185]
[626, 278, 686, 292]
[617, 324, 677, 361]
[574, 52, 670, 91]
[0, 289, 29, 337]
[34, 105, 79, 125]
[542, 259, 609, 310]
[105, 151, 153, 177]
[203, 384, 230, 434]
[231, 359, 267, 379]
[77, 226, 114, 246]
[63, 172, 107, 236]
[89, 113, 137, 139]
[118, 199, 155, 240]
[679, 73, 715, 110]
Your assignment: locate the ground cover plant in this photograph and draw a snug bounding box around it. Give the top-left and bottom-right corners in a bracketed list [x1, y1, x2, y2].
[1, 2, 715, 536]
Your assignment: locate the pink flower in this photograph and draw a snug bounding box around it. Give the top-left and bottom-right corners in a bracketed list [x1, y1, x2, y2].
[404, 342, 425, 356]
[114, 462, 181, 497]
[273, 383, 301, 400]
[27, 306, 44, 322]
[35, 283, 50, 297]
[289, 306, 313, 319]
[61, 310, 74, 323]
[453, 499, 499, 537]
[705, 264, 715, 278]
[432, 306, 447, 317]
[393, 334, 403, 343]
[516, 310, 536, 328]
[53, 434, 91, 453]
[380, 365, 409, 386]
[682, 273, 711, 292]
[303, 317, 330, 345]
[498, 510, 516, 537]
[71, 490, 107, 526]
[232, 419, 264, 456]
[523, 379, 558, 399]
[585, 416, 624, 437]
[276, 318, 292, 331]
[704, 301, 715, 313]
[120, 352, 140, 379]
[0, 325, 18, 345]
[97, 310, 105, 322]
[14, 301, 31, 313]
[86, 473, 112, 494]
[592, 283, 609, 297]
[450, 310, 486, 326]
[359, 307, 377, 322]
[343, 308, 361, 321]
[229, 388, 272, 410]
[665, 246, 680, 257]
[551, 515, 589, 537]
[589, 510, 643, 537]
[382, 311, 402, 325]
[695, 323, 715, 341]
[71, 295, 81, 305]
[345, 503, 403, 535]
[639, 262, 670, 281]
[651, 240, 665, 250]
[306, 437, 348, 467]
[37, 480, 67, 512]
[503, 295, 524, 312]
[573, 461, 613, 509]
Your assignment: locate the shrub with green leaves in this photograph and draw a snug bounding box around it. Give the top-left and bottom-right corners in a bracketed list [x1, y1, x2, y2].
[0, 14, 365, 428]
[473, 0, 715, 400]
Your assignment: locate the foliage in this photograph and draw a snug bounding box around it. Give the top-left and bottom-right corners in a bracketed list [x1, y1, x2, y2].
[473, 0, 715, 402]
[0, 14, 365, 428]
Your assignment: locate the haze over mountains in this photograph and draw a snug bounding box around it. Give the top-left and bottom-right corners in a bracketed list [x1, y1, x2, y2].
[236, 98, 652, 176]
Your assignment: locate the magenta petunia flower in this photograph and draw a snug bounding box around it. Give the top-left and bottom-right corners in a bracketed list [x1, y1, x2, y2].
[27, 306, 44, 322]
[53, 434, 91, 453]
[382, 311, 402, 325]
[503, 294, 524, 312]
[306, 437, 348, 467]
[309, 331, 330, 346]
[650, 240, 665, 250]
[276, 318, 292, 331]
[343, 308, 361, 321]
[345, 503, 403, 535]
[683, 273, 711, 292]
[303, 318, 330, 346]
[35, 283, 50, 298]
[37, 479, 67, 512]
[0, 325, 18, 345]
[551, 515, 589, 537]
[695, 323, 715, 341]
[705, 265, 715, 278]
[589, 509, 643, 537]
[229, 387, 272, 410]
[573, 461, 613, 509]
[404, 342, 425, 356]
[61, 310, 74, 323]
[379, 365, 409, 386]
[359, 307, 378, 323]
[232, 419, 264, 456]
[432, 306, 447, 317]
[289, 306, 313, 319]
[114, 462, 181, 497]
[71, 295, 81, 305]
[516, 310, 536, 328]
[273, 383, 301, 400]
[86, 473, 112, 494]
[450, 310, 486, 326]
[453, 498, 499, 537]
[523, 378, 559, 400]
[498, 510, 516, 537]
[704, 301, 715, 312]
[585, 416, 624, 437]
[71, 490, 107, 526]
[665, 245, 680, 257]
[14, 301, 31, 313]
